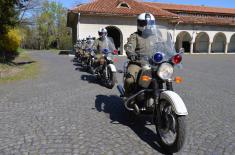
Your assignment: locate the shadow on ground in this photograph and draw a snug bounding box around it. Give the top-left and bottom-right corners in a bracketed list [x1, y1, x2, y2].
[95, 95, 173, 155]
[59, 50, 71, 55]
[13, 61, 36, 66]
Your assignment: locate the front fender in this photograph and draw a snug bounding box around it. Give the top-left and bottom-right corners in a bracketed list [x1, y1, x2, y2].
[160, 91, 188, 116]
[108, 64, 117, 72]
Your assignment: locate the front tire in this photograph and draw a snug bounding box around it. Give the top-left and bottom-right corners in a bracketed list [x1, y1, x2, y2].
[106, 67, 116, 89]
[155, 99, 186, 153]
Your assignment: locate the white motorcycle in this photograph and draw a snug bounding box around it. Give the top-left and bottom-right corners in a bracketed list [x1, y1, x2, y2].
[94, 47, 118, 89]
[117, 26, 188, 153]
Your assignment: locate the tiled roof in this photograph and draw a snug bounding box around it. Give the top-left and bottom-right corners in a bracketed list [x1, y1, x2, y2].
[70, 0, 178, 19]
[175, 16, 235, 26]
[145, 2, 235, 16]
[69, 0, 235, 26]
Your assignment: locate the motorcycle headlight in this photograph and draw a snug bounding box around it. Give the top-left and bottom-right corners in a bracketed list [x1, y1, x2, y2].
[107, 56, 112, 61]
[157, 63, 174, 80]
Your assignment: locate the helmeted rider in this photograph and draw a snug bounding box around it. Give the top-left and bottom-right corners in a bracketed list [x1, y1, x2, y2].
[83, 35, 94, 58]
[92, 28, 116, 66]
[74, 39, 82, 58]
[124, 12, 156, 96]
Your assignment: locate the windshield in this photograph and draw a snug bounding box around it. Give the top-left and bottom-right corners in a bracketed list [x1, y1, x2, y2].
[86, 40, 94, 49]
[98, 37, 116, 54]
[141, 25, 176, 63]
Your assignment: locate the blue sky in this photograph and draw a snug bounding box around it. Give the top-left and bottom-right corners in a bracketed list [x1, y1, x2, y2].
[52, 0, 235, 9]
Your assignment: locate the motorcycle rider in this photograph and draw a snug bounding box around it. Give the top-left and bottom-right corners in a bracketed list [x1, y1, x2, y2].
[124, 12, 157, 96]
[74, 39, 82, 59]
[84, 35, 95, 59]
[92, 28, 116, 68]
[80, 38, 87, 57]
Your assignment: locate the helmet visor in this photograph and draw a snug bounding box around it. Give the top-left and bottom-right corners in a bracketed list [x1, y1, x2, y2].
[98, 32, 107, 37]
[138, 20, 155, 27]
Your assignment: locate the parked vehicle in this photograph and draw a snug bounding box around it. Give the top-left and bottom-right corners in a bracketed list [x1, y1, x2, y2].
[117, 26, 188, 153]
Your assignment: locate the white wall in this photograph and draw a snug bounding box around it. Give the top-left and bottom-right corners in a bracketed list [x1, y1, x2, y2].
[77, 15, 168, 55]
[74, 14, 235, 54]
[78, 16, 136, 55]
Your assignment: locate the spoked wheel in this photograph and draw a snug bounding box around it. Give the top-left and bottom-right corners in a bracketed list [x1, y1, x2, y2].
[89, 59, 95, 74]
[81, 58, 86, 67]
[106, 67, 116, 89]
[155, 99, 186, 153]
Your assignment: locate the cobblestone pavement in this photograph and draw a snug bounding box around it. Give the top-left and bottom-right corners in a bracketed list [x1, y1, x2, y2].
[0, 51, 234, 155]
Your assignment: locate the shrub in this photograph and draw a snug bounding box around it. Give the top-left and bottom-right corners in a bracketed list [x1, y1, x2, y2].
[0, 28, 22, 61]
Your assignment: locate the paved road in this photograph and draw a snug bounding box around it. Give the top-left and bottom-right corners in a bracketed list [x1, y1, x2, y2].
[0, 51, 234, 155]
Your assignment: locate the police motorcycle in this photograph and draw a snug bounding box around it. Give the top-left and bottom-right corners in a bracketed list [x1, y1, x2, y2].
[117, 26, 188, 153]
[87, 49, 96, 74]
[93, 39, 118, 89]
[81, 37, 94, 68]
[73, 40, 82, 62]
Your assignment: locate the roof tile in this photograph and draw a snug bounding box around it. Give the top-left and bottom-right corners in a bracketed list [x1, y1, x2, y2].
[69, 0, 235, 26]
[71, 0, 178, 18]
[145, 2, 235, 15]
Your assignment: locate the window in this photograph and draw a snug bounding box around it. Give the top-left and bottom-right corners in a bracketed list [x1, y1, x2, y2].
[117, 2, 130, 9]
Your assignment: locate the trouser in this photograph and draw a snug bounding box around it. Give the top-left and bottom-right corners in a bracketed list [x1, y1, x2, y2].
[94, 54, 104, 65]
[124, 64, 141, 96]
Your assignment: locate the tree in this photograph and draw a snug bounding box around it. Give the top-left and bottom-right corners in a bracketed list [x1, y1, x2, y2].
[20, 0, 72, 50]
[0, 0, 29, 62]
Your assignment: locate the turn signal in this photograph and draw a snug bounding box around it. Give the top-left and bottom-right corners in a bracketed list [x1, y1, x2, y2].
[174, 76, 183, 84]
[141, 75, 152, 82]
[113, 50, 118, 55]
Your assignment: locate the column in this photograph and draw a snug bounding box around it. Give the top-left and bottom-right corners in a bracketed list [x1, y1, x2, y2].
[224, 42, 229, 54]
[77, 13, 81, 40]
[190, 42, 194, 54]
[208, 42, 212, 54]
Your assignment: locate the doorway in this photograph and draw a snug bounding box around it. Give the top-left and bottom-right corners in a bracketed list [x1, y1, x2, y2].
[106, 26, 123, 55]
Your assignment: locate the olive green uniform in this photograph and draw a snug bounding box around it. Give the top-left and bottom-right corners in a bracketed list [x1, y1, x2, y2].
[74, 42, 82, 55]
[124, 32, 149, 95]
[92, 37, 116, 61]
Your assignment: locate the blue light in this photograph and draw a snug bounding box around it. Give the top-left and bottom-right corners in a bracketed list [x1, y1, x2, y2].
[87, 48, 92, 52]
[153, 52, 164, 63]
[103, 48, 109, 54]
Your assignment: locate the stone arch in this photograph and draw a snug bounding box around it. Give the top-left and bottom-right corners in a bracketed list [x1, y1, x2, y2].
[175, 31, 192, 53]
[194, 32, 210, 53]
[228, 34, 235, 53]
[106, 26, 123, 55]
[211, 32, 227, 53]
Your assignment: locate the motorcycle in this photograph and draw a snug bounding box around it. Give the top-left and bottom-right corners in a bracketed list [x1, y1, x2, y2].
[87, 48, 96, 74]
[94, 47, 118, 89]
[80, 48, 93, 70]
[117, 26, 188, 153]
[73, 45, 82, 63]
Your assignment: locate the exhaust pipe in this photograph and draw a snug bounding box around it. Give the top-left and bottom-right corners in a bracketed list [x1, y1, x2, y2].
[117, 84, 125, 97]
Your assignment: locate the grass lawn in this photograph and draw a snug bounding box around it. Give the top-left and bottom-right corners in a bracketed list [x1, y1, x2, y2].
[0, 49, 40, 84]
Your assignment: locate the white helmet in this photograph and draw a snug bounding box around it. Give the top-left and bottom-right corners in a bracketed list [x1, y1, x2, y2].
[137, 13, 156, 32]
[98, 28, 107, 39]
[86, 35, 92, 40]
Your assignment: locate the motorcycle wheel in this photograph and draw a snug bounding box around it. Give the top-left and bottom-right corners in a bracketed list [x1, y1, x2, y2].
[89, 59, 95, 74]
[81, 59, 86, 67]
[155, 99, 186, 153]
[106, 67, 116, 89]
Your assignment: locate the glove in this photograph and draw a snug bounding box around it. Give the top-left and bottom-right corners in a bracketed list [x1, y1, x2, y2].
[128, 52, 137, 61]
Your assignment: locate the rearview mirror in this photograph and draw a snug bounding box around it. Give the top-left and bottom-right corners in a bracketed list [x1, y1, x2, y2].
[179, 48, 185, 54]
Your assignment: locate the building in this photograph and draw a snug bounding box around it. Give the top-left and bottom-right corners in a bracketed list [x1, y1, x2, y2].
[67, 0, 235, 55]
